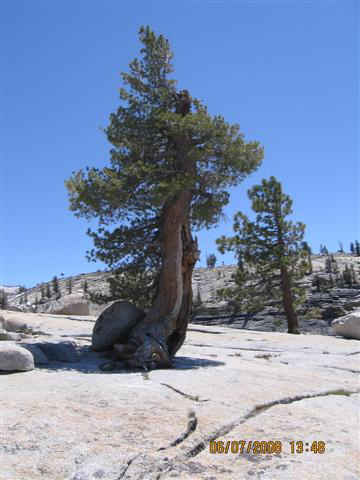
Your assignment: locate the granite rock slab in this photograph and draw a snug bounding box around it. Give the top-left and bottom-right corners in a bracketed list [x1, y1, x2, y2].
[0, 312, 359, 480]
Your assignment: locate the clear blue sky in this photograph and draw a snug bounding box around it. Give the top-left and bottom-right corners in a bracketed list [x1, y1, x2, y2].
[1, 0, 358, 287]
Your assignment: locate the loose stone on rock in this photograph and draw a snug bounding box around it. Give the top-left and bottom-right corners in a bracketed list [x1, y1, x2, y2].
[0, 342, 34, 372]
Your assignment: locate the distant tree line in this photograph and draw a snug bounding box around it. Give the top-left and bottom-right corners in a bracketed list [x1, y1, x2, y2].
[319, 241, 360, 256]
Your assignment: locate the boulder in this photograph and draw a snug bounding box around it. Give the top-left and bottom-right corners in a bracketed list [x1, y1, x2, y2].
[37, 294, 90, 316]
[0, 343, 34, 371]
[332, 311, 360, 340]
[3, 317, 32, 333]
[92, 301, 145, 352]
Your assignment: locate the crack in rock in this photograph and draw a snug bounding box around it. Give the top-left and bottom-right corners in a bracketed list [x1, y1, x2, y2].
[187, 328, 224, 335]
[183, 388, 360, 458]
[322, 366, 360, 374]
[188, 343, 283, 353]
[160, 383, 209, 402]
[158, 410, 198, 451]
[117, 453, 141, 479]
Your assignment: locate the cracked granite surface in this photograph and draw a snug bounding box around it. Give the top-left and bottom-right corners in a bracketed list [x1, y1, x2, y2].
[0, 311, 359, 479]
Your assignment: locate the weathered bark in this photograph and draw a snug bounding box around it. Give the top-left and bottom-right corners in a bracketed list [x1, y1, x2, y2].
[111, 193, 199, 369]
[280, 265, 300, 334]
[110, 91, 199, 369]
[275, 205, 300, 335]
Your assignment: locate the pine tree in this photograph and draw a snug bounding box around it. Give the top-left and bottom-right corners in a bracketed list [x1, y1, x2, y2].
[82, 280, 88, 294]
[320, 244, 328, 255]
[216, 176, 307, 334]
[355, 240, 360, 256]
[0, 290, 8, 309]
[66, 277, 73, 295]
[325, 255, 332, 273]
[40, 284, 46, 300]
[343, 264, 352, 287]
[65, 26, 263, 369]
[301, 241, 312, 274]
[206, 253, 217, 269]
[350, 242, 355, 254]
[51, 275, 59, 295]
[52, 276, 60, 298]
[46, 283, 51, 299]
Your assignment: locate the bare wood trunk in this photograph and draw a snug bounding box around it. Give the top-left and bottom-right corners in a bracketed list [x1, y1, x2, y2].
[121, 189, 198, 368]
[167, 220, 199, 356]
[280, 265, 299, 334]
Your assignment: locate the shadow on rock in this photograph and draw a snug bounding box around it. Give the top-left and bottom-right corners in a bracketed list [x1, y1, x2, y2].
[32, 344, 225, 374]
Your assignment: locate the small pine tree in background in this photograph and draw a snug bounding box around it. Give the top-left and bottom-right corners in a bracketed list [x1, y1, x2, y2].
[82, 280, 88, 295]
[66, 277, 73, 295]
[342, 264, 352, 287]
[0, 290, 8, 309]
[206, 253, 217, 269]
[301, 241, 312, 274]
[40, 284, 46, 300]
[52, 276, 60, 298]
[350, 242, 355, 254]
[355, 240, 360, 256]
[52, 276, 59, 293]
[46, 283, 51, 299]
[18, 285, 27, 293]
[325, 255, 332, 273]
[320, 244, 329, 255]
[217, 176, 308, 334]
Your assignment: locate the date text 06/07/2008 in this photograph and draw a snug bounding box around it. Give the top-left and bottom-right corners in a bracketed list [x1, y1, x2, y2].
[209, 440, 326, 455]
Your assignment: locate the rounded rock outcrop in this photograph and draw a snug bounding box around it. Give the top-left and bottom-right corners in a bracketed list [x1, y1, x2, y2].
[0, 343, 34, 372]
[332, 311, 360, 340]
[92, 301, 145, 352]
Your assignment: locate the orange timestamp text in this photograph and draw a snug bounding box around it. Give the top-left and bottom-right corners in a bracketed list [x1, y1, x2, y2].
[209, 440, 326, 455]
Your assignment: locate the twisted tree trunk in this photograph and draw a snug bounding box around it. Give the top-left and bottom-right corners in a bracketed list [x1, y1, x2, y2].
[110, 91, 199, 369]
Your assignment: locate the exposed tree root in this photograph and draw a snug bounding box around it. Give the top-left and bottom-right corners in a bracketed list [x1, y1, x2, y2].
[160, 382, 209, 402]
[158, 410, 198, 451]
